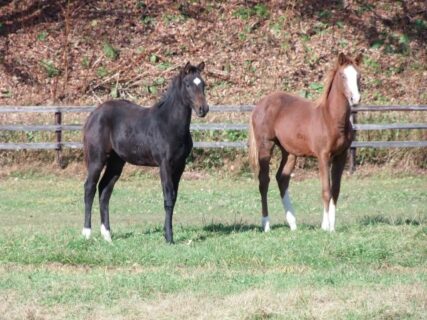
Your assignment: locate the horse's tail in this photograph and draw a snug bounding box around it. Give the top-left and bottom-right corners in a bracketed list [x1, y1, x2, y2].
[82, 120, 90, 169]
[82, 109, 96, 169]
[248, 114, 259, 176]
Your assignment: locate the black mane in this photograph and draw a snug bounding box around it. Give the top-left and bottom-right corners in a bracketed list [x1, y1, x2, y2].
[153, 66, 200, 110]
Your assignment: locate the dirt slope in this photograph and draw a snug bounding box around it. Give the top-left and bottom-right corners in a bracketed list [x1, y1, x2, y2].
[0, 1, 426, 107]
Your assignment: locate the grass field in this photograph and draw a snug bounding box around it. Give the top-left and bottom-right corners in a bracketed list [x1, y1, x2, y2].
[0, 169, 426, 319]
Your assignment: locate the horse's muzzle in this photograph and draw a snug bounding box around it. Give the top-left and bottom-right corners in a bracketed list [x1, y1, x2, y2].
[348, 92, 361, 106]
[196, 104, 209, 117]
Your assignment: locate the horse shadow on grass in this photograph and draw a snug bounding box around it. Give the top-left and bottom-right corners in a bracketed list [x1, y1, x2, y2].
[111, 231, 137, 240]
[358, 215, 423, 226]
[190, 222, 321, 242]
[111, 226, 164, 240]
[110, 222, 322, 243]
[109, 215, 423, 243]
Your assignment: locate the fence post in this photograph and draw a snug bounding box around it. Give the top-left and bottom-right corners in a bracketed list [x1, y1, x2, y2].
[54, 110, 64, 168]
[349, 110, 357, 173]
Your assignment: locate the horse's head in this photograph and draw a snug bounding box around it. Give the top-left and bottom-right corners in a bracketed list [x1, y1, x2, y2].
[180, 61, 209, 117]
[336, 52, 363, 106]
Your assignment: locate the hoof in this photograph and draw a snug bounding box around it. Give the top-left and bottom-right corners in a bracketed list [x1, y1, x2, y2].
[321, 224, 334, 232]
[164, 233, 174, 244]
[262, 216, 271, 232]
[286, 212, 297, 231]
[321, 218, 329, 231]
[100, 224, 112, 242]
[82, 228, 91, 239]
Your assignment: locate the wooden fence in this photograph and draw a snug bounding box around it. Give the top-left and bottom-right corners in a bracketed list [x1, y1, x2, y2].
[1, 104, 426, 171]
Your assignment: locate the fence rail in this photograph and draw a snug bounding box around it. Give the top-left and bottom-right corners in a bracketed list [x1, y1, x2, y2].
[2, 122, 427, 132]
[0, 105, 255, 113]
[1, 104, 426, 171]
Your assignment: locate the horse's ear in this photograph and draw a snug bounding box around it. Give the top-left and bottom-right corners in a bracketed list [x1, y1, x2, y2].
[355, 53, 363, 66]
[338, 52, 348, 65]
[197, 61, 205, 72]
[182, 62, 191, 75]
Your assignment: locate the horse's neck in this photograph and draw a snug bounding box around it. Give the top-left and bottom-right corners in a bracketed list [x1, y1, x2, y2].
[322, 82, 351, 131]
[159, 96, 192, 132]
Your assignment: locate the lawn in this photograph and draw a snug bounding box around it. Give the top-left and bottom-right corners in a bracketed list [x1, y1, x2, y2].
[0, 169, 426, 319]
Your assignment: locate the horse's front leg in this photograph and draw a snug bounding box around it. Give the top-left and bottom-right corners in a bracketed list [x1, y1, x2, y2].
[330, 150, 348, 230]
[318, 154, 333, 231]
[160, 161, 176, 244]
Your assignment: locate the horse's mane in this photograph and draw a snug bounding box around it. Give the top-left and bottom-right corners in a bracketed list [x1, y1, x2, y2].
[314, 63, 340, 108]
[315, 54, 359, 108]
[153, 66, 200, 109]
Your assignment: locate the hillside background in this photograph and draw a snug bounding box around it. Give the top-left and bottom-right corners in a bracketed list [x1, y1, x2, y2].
[1, 0, 426, 105]
[0, 0, 426, 170]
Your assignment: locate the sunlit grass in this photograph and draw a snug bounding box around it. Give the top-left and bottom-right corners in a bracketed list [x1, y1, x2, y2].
[0, 172, 426, 319]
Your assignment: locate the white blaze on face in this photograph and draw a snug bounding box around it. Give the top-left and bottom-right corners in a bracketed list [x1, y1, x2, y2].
[193, 77, 202, 86]
[343, 65, 360, 105]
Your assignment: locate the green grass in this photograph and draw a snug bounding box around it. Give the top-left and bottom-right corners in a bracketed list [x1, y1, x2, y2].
[0, 171, 426, 319]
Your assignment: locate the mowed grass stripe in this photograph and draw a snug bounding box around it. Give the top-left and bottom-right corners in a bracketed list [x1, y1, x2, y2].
[0, 173, 425, 227]
[0, 224, 425, 267]
[0, 172, 426, 319]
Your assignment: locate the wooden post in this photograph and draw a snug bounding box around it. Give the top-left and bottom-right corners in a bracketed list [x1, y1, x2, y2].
[349, 111, 357, 173]
[54, 110, 64, 168]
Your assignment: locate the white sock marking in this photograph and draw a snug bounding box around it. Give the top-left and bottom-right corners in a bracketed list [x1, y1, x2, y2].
[193, 77, 201, 86]
[321, 199, 336, 232]
[282, 190, 297, 230]
[322, 207, 329, 231]
[343, 65, 360, 105]
[100, 224, 112, 242]
[328, 199, 336, 232]
[82, 228, 91, 239]
[262, 216, 270, 232]
[322, 209, 329, 231]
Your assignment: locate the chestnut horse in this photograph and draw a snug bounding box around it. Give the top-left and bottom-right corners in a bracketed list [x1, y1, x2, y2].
[249, 53, 362, 232]
[82, 62, 208, 243]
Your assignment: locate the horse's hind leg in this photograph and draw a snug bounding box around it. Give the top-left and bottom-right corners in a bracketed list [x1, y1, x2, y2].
[83, 162, 104, 239]
[98, 151, 125, 242]
[328, 150, 347, 231]
[276, 151, 297, 230]
[258, 140, 274, 232]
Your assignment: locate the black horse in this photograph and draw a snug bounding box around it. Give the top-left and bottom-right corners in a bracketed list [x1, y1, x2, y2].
[82, 62, 208, 243]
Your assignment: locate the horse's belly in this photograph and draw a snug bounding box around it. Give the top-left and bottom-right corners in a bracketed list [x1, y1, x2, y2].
[126, 153, 158, 166]
[280, 136, 315, 157]
[113, 142, 158, 166]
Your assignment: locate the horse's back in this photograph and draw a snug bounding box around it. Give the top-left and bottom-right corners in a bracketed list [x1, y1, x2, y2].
[91, 99, 148, 120]
[252, 92, 320, 156]
[256, 91, 314, 112]
[83, 100, 151, 160]
[253, 92, 315, 134]
[85, 100, 150, 133]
